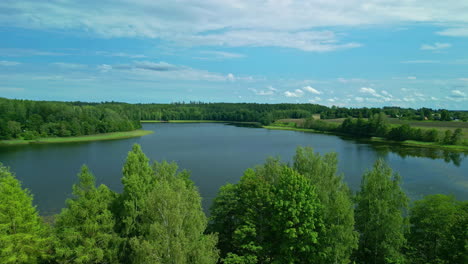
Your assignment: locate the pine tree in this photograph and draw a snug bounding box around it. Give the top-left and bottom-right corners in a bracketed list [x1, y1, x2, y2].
[0, 163, 50, 263]
[354, 159, 408, 264]
[54, 165, 120, 263]
[293, 147, 358, 264]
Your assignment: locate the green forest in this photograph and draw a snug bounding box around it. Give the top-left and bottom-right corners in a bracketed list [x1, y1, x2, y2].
[1, 97, 466, 142]
[298, 113, 467, 146]
[0, 144, 466, 264]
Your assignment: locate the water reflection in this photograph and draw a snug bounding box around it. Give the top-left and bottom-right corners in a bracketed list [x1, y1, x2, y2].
[368, 143, 466, 167]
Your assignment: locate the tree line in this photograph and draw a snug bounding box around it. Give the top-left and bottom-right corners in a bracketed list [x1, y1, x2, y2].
[320, 106, 468, 122]
[1, 97, 466, 141]
[302, 113, 466, 146]
[0, 98, 140, 140]
[1, 145, 466, 263]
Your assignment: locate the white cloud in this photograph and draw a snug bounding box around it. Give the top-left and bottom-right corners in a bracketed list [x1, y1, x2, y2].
[401, 60, 440, 64]
[308, 97, 322, 103]
[420, 42, 452, 50]
[95, 51, 147, 58]
[198, 51, 245, 59]
[451, 89, 466, 98]
[284, 89, 304, 97]
[354, 97, 364, 102]
[0, 87, 24, 92]
[98, 64, 112, 72]
[359, 87, 378, 95]
[6, 1, 468, 51]
[407, 76, 417, 79]
[227, 73, 235, 81]
[436, 27, 468, 37]
[302, 86, 322, 94]
[250, 86, 276, 96]
[0, 60, 21, 66]
[337, 77, 368, 83]
[403, 97, 416, 102]
[179, 30, 361, 52]
[97, 61, 249, 82]
[381, 90, 392, 97]
[52, 62, 87, 69]
[359, 87, 395, 101]
[0, 48, 67, 57]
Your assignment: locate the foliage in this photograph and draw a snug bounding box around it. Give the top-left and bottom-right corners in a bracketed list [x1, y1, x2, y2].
[119, 144, 218, 263]
[54, 165, 120, 263]
[407, 194, 468, 264]
[0, 164, 51, 263]
[0, 98, 140, 140]
[210, 158, 326, 263]
[1, 142, 467, 262]
[354, 159, 409, 264]
[293, 147, 358, 264]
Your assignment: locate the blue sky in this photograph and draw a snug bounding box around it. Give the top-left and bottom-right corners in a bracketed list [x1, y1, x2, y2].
[0, 0, 467, 109]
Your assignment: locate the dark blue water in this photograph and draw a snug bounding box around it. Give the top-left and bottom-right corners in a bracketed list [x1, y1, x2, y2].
[0, 123, 466, 215]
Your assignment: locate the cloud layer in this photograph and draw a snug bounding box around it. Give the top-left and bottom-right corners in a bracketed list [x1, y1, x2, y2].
[2, 0, 468, 51]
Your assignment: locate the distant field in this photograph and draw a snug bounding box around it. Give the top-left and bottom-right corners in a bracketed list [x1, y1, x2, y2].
[328, 118, 468, 140]
[277, 117, 468, 140]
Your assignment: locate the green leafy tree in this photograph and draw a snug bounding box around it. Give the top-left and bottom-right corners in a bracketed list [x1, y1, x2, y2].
[6, 121, 22, 139]
[119, 144, 218, 263]
[0, 164, 50, 263]
[407, 194, 468, 264]
[207, 183, 240, 259]
[54, 165, 120, 264]
[128, 161, 218, 263]
[210, 158, 324, 263]
[293, 147, 358, 264]
[354, 159, 409, 264]
[118, 143, 154, 260]
[450, 128, 463, 145]
[442, 130, 453, 145]
[440, 110, 451, 121]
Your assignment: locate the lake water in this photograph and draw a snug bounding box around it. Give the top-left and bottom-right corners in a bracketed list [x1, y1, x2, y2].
[0, 123, 467, 215]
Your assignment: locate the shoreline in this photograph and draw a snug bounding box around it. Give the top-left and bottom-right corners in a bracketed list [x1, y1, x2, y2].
[141, 120, 226, 123]
[0, 130, 154, 146]
[263, 125, 468, 152]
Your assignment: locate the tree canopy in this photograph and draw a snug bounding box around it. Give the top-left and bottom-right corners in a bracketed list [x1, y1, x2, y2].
[0, 164, 50, 263]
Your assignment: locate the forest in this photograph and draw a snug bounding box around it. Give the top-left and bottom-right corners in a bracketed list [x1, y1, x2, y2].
[0, 144, 466, 264]
[1, 97, 466, 141]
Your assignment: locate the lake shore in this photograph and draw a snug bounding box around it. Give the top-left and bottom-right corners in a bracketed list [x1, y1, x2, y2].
[141, 120, 227, 123]
[0, 130, 154, 146]
[264, 125, 468, 152]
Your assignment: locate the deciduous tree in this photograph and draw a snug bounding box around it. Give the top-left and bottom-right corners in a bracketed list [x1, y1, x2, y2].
[354, 159, 409, 264]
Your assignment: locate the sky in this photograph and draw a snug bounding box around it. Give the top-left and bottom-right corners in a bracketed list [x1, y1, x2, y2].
[0, 0, 467, 109]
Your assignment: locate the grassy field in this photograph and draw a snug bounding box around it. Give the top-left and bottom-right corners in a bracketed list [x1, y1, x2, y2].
[0, 130, 153, 146]
[319, 118, 468, 141]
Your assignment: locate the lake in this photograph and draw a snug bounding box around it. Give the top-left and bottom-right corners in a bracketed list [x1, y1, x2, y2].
[0, 123, 467, 215]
